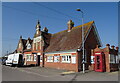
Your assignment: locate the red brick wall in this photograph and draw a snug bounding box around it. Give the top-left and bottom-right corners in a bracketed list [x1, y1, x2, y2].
[44, 53, 78, 72]
[45, 62, 77, 71]
[26, 61, 36, 65]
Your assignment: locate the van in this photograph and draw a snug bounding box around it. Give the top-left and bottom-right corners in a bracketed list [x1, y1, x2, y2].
[6, 53, 24, 67]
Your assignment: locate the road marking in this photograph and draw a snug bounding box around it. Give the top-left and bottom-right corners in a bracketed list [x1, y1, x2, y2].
[108, 72, 118, 74]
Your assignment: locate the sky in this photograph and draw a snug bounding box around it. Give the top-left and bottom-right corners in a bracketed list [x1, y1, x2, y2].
[2, 2, 118, 56]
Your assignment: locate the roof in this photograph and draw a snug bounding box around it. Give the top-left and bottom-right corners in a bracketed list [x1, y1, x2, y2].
[21, 39, 27, 50]
[45, 21, 95, 53]
[27, 38, 33, 45]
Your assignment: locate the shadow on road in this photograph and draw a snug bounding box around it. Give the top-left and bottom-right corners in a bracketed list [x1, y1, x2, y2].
[68, 70, 93, 82]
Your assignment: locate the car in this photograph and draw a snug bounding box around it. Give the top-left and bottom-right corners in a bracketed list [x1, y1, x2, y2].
[2, 56, 8, 65]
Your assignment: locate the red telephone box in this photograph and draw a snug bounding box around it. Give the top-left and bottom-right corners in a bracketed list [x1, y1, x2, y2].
[94, 52, 105, 72]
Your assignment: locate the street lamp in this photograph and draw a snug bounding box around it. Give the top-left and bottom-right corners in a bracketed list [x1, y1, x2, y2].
[76, 8, 85, 73]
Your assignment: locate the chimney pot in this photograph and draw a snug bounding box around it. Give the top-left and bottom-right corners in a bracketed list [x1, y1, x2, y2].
[106, 44, 110, 48]
[111, 45, 115, 49]
[20, 35, 22, 39]
[116, 47, 119, 50]
[106, 44, 110, 46]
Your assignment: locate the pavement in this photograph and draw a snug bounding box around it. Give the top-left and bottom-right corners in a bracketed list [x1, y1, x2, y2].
[2, 65, 119, 81]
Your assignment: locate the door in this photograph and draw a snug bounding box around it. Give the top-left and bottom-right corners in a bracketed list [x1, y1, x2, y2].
[37, 55, 40, 66]
[94, 52, 105, 72]
[18, 54, 23, 66]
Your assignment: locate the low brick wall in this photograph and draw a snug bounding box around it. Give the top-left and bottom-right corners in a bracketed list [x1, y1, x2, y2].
[110, 63, 119, 71]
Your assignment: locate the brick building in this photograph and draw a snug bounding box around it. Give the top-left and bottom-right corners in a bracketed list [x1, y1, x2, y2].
[16, 20, 119, 72]
[90, 44, 119, 72]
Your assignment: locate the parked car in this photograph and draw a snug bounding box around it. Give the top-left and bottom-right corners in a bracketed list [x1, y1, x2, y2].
[2, 56, 8, 65]
[6, 53, 24, 67]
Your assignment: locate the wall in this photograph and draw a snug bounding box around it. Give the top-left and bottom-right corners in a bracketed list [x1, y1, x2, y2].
[44, 52, 78, 72]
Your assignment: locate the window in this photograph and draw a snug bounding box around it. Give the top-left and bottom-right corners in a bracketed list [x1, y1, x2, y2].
[71, 55, 76, 64]
[27, 55, 31, 61]
[27, 44, 31, 49]
[116, 55, 119, 63]
[62, 55, 71, 63]
[110, 54, 115, 63]
[32, 43, 34, 50]
[40, 55, 42, 62]
[54, 56, 60, 62]
[34, 54, 37, 61]
[36, 43, 38, 50]
[47, 56, 53, 62]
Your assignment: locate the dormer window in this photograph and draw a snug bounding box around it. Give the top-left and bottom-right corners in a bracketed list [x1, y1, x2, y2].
[27, 44, 31, 49]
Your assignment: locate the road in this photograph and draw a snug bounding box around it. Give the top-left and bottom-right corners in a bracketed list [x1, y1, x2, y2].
[2, 65, 119, 81]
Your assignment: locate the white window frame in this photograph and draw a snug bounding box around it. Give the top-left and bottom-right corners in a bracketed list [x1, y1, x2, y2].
[40, 55, 42, 62]
[47, 56, 53, 62]
[26, 54, 31, 61]
[109, 54, 115, 63]
[34, 54, 37, 61]
[71, 55, 76, 64]
[116, 55, 119, 63]
[61, 55, 71, 63]
[36, 42, 38, 50]
[54, 56, 60, 62]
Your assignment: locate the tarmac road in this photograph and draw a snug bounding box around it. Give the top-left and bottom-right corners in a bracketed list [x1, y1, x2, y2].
[2, 65, 119, 81]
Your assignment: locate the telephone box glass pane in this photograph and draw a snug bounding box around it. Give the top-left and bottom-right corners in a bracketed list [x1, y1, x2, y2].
[96, 56, 100, 69]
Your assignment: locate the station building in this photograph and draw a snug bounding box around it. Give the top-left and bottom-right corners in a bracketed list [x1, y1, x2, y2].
[16, 20, 119, 72]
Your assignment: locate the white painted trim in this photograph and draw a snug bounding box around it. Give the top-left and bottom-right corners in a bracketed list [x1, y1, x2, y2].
[95, 53, 101, 55]
[37, 53, 41, 55]
[45, 50, 77, 55]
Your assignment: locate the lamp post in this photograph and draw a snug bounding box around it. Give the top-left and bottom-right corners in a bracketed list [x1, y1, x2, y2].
[76, 9, 85, 73]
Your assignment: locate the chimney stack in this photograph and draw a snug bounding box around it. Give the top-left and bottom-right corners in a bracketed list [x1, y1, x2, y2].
[43, 27, 48, 33]
[20, 35, 22, 39]
[116, 47, 119, 50]
[106, 44, 110, 48]
[111, 45, 115, 49]
[67, 20, 74, 32]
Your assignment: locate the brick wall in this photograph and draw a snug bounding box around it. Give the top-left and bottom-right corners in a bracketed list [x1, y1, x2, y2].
[44, 52, 78, 72]
[26, 61, 36, 65]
